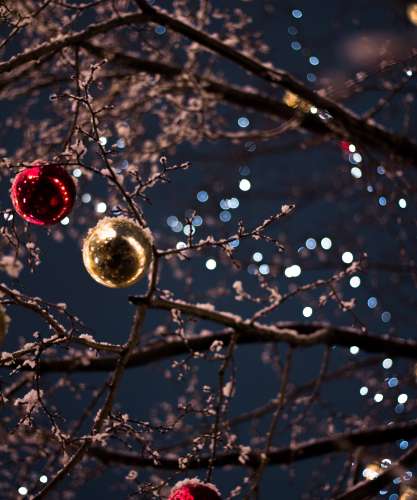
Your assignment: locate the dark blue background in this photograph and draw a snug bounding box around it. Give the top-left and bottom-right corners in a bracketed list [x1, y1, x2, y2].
[2, 0, 417, 498]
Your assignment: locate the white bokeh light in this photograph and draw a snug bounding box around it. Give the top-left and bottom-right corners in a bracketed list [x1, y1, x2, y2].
[398, 394, 408, 404]
[96, 202, 107, 213]
[253, 252, 263, 262]
[302, 306, 313, 318]
[284, 264, 302, 278]
[259, 264, 270, 275]
[359, 386, 368, 396]
[239, 179, 251, 191]
[320, 237, 332, 250]
[382, 358, 393, 369]
[306, 238, 317, 250]
[206, 258, 217, 270]
[350, 276, 361, 288]
[342, 251, 353, 264]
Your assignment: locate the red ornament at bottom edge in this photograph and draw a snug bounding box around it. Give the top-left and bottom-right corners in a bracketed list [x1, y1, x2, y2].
[168, 478, 222, 500]
[11, 163, 76, 226]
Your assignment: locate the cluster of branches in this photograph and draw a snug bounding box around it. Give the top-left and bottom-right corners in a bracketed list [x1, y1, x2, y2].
[1, 0, 417, 499]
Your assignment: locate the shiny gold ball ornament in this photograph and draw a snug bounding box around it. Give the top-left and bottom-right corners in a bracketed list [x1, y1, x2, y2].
[82, 216, 152, 288]
[0, 304, 10, 346]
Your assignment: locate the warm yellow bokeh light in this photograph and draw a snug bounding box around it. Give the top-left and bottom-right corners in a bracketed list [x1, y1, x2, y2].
[282, 90, 311, 113]
[362, 463, 382, 480]
[401, 487, 417, 500]
[82, 216, 152, 288]
[407, 3, 417, 25]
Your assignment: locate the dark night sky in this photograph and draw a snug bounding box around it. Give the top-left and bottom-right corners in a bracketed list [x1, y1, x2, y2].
[2, 0, 417, 498]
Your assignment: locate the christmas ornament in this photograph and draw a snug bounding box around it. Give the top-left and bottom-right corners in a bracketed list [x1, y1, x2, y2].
[168, 478, 221, 500]
[11, 164, 76, 225]
[0, 304, 10, 346]
[82, 216, 152, 288]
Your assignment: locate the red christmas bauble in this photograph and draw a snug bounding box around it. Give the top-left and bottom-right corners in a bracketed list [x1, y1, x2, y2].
[168, 479, 221, 500]
[11, 164, 76, 225]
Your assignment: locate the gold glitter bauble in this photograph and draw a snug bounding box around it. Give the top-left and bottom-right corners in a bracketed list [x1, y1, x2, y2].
[0, 304, 10, 346]
[82, 216, 152, 288]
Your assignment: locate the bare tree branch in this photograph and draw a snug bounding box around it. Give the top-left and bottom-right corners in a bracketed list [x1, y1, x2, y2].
[89, 419, 417, 469]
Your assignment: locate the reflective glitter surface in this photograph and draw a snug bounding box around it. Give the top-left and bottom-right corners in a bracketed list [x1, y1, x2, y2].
[11, 164, 76, 225]
[82, 216, 152, 288]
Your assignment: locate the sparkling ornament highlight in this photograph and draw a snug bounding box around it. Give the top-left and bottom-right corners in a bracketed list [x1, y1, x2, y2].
[168, 478, 221, 500]
[0, 304, 10, 346]
[11, 164, 76, 225]
[82, 216, 152, 288]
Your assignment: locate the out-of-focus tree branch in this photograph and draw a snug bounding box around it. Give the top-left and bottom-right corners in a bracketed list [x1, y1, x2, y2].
[0, 11, 146, 74]
[89, 418, 417, 469]
[335, 441, 417, 500]
[132, 0, 417, 165]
